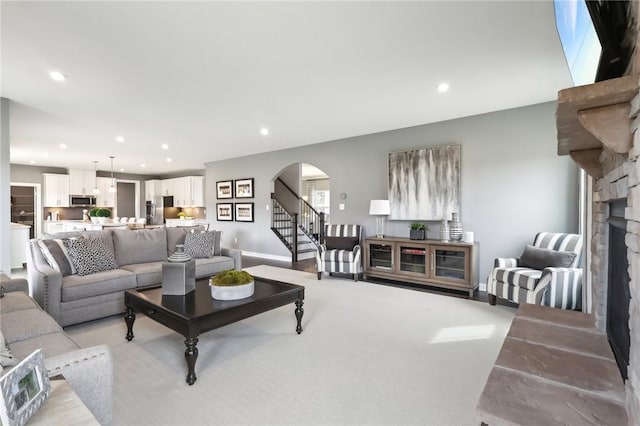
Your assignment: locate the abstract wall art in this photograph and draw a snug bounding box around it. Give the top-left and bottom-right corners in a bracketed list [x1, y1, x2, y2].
[388, 144, 460, 220]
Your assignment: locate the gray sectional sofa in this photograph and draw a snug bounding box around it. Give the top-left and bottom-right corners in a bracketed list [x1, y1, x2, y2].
[0, 273, 113, 425]
[26, 226, 242, 326]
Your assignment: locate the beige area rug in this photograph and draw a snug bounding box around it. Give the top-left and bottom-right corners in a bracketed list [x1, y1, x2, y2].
[66, 265, 516, 426]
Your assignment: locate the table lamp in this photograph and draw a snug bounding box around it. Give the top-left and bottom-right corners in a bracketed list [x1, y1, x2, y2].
[369, 200, 391, 238]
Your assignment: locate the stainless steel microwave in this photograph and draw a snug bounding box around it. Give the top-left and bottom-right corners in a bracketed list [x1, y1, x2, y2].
[70, 195, 97, 207]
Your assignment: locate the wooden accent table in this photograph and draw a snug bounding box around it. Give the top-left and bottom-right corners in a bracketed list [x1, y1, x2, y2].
[29, 376, 99, 425]
[124, 277, 305, 385]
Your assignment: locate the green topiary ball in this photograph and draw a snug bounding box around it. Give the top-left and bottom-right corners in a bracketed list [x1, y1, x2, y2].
[210, 270, 254, 286]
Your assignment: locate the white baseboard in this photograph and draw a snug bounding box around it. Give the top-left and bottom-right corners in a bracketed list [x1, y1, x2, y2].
[479, 282, 487, 292]
[242, 251, 291, 262]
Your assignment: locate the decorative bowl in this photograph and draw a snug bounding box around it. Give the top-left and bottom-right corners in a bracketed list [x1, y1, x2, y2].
[210, 281, 254, 300]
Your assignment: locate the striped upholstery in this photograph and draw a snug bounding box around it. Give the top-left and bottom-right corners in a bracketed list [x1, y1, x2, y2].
[316, 225, 362, 281]
[487, 232, 583, 310]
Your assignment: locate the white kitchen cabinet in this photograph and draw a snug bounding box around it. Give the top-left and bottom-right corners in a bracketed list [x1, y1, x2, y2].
[43, 174, 70, 207]
[11, 223, 30, 268]
[145, 179, 162, 201]
[69, 169, 97, 195]
[95, 177, 116, 207]
[162, 178, 176, 198]
[43, 221, 64, 235]
[187, 176, 204, 206]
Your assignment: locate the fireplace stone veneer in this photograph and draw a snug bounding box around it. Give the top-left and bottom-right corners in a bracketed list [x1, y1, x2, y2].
[557, 79, 640, 422]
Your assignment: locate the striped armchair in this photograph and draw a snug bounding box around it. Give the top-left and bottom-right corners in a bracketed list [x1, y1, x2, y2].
[487, 232, 583, 310]
[316, 225, 363, 281]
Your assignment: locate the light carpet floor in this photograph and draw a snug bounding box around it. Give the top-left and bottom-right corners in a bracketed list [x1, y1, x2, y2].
[66, 265, 516, 426]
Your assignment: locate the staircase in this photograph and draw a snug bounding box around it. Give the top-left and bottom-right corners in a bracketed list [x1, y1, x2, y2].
[270, 186, 325, 263]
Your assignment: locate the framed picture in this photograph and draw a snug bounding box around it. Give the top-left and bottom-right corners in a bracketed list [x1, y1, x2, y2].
[234, 178, 254, 198]
[216, 181, 233, 199]
[216, 203, 233, 221]
[0, 349, 51, 426]
[235, 203, 254, 222]
[388, 144, 461, 220]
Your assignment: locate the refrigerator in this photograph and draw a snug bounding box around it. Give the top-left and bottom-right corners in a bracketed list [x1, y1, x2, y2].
[146, 196, 174, 225]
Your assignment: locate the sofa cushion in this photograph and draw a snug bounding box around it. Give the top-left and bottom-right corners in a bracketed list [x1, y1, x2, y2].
[121, 262, 163, 287]
[519, 245, 577, 270]
[8, 332, 80, 360]
[195, 257, 235, 277]
[38, 238, 77, 276]
[0, 291, 40, 314]
[184, 231, 215, 259]
[64, 237, 119, 276]
[167, 227, 188, 256]
[2, 308, 63, 344]
[81, 229, 115, 255]
[113, 227, 168, 267]
[61, 269, 137, 302]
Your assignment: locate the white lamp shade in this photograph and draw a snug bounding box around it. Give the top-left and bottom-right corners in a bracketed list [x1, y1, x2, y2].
[369, 199, 390, 215]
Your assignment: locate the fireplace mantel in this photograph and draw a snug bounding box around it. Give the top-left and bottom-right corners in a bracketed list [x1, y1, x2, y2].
[556, 74, 639, 177]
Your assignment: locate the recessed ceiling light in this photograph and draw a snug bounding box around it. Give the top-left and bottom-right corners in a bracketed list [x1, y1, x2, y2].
[166, 158, 172, 163]
[119, 168, 125, 172]
[29, 160, 36, 164]
[437, 82, 450, 93]
[140, 163, 146, 168]
[59, 143, 67, 149]
[161, 144, 169, 150]
[116, 136, 125, 143]
[260, 128, 269, 136]
[49, 71, 66, 82]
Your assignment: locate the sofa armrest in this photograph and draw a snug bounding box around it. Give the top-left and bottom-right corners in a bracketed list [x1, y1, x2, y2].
[533, 267, 583, 310]
[221, 247, 242, 270]
[0, 272, 28, 293]
[494, 257, 518, 268]
[45, 344, 113, 426]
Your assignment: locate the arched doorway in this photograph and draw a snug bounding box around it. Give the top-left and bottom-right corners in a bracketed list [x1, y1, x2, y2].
[272, 162, 330, 261]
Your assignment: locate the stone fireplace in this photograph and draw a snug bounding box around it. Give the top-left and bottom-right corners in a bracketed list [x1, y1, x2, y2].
[557, 69, 640, 422]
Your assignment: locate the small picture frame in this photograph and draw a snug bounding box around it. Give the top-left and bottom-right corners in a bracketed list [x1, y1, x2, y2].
[235, 203, 254, 222]
[234, 178, 254, 199]
[216, 181, 233, 199]
[216, 203, 233, 221]
[0, 349, 51, 426]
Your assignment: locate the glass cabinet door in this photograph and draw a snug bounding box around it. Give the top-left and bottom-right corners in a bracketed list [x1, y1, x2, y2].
[368, 242, 394, 270]
[431, 246, 468, 283]
[398, 245, 428, 276]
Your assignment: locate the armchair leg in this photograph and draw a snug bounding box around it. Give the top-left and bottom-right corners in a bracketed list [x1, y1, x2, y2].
[488, 294, 497, 306]
[354, 273, 358, 282]
[317, 272, 322, 280]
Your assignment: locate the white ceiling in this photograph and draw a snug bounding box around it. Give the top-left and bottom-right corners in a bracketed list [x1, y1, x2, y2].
[2, 1, 572, 176]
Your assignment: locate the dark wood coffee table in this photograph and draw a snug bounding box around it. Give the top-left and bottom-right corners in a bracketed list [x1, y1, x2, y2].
[124, 276, 304, 385]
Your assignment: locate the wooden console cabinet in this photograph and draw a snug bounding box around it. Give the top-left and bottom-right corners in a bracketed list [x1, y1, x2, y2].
[363, 236, 479, 297]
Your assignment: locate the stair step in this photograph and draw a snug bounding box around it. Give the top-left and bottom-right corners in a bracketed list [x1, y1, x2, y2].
[298, 248, 317, 254]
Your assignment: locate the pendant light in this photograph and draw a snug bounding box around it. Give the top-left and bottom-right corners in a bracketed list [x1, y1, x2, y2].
[92, 161, 100, 194]
[108, 156, 116, 193]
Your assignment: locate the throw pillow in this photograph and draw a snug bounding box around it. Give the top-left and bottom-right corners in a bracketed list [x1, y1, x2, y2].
[184, 231, 215, 259]
[38, 238, 77, 276]
[63, 238, 118, 276]
[519, 245, 577, 270]
[0, 330, 18, 373]
[209, 230, 222, 256]
[325, 236, 359, 251]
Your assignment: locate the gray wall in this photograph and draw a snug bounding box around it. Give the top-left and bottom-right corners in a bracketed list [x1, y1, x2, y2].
[206, 101, 579, 281]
